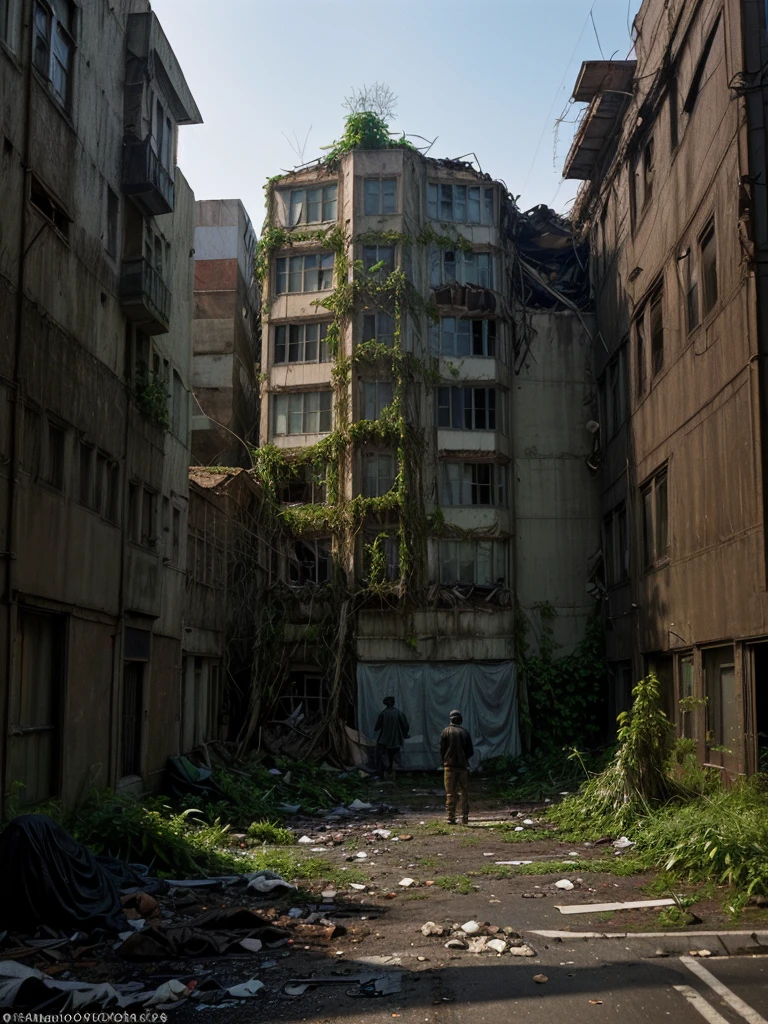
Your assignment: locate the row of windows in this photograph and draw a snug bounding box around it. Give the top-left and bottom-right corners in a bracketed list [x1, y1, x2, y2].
[272, 315, 497, 365]
[271, 385, 508, 437]
[272, 247, 496, 295]
[289, 537, 508, 587]
[278, 180, 496, 225]
[603, 466, 669, 586]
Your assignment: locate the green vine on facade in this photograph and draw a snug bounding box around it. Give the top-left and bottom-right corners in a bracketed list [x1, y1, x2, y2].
[133, 369, 169, 429]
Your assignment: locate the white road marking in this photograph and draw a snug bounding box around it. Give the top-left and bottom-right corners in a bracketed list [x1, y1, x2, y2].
[681, 955, 768, 1024]
[674, 984, 731, 1024]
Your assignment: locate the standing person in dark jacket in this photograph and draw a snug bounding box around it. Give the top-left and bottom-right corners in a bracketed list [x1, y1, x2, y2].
[374, 696, 410, 780]
[440, 710, 474, 824]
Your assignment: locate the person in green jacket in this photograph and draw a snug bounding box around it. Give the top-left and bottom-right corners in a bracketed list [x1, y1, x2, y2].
[374, 696, 410, 780]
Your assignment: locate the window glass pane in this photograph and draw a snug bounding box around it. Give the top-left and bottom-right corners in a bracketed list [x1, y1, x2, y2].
[276, 258, 287, 294]
[467, 187, 480, 223]
[288, 256, 302, 293]
[444, 250, 457, 281]
[290, 395, 303, 434]
[382, 178, 396, 214]
[379, 312, 395, 346]
[484, 189, 494, 223]
[487, 320, 496, 357]
[437, 388, 450, 427]
[427, 183, 438, 219]
[453, 387, 464, 429]
[429, 246, 441, 288]
[474, 388, 486, 429]
[363, 382, 376, 421]
[33, 3, 50, 76]
[319, 253, 334, 290]
[274, 325, 286, 364]
[363, 314, 376, 342]
[457, 320, 471, 357]
[378, 381, 393, 412]
[364, 179, 379, 215]
[701, 224, 717, 315]
[440, 184, 453, 220]
[429, 323, 440, 355]
[488, 388, 496, 430]
[655, 472, 668, 556]
[441, 541, 457, 582]
[323, 184, 338, 222]
[306, 188, 321, 223]
[319, 392, 332, 432]
[643, 487, 654, 565]
[476, 541, 492, 584]
[288, 324, 301, 363]
[289, 190, 304, 226]
[303, 254, 318, 292]
[453, 185, 466, 222]
[275, 395, 287, 435]
[442, 318, 455, 356]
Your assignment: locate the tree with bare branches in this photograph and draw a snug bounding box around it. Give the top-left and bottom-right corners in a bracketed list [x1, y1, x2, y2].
[342, 82, 398, 121]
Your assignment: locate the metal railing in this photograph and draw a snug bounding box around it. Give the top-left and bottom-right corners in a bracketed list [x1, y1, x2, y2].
[122, 136, 175, 213]
[120, 257, 171, 327]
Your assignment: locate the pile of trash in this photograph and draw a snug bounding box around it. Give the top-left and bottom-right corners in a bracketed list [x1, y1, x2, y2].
[420, 920, 537, 957]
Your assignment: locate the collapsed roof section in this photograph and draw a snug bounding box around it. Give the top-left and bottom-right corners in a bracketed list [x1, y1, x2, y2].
[508, 204, 590, 311]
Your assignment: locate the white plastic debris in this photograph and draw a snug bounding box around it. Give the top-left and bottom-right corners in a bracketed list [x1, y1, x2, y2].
[298, 836, 313, 845]
[246, 870, 297, 894]
[239, 938, 263, 952]
[349, 799, 374, 811]
[399, 877, 416, 887]
[462, 920, 481, 935]
[444, 938, 468, 949]
[310, 847, 328, 852]
[355, 851, 368, 860]
[514, 826, 524, 832]
[227, 978, 265, 999]
[144, 980, 190, 1006]
[612, 836, 635, 850]
[372, 829, 392, 839]
[555, 879, 575, 890]
[268, 768, 282, 775]
[350, 883, 366, 891]
[321, 889, 337, 900]
[523, 818, 534, 826]
[287, 908, 303, 919]
[487, 939, 507, 954]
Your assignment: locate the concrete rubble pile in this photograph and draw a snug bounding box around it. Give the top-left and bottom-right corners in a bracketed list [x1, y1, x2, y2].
[420, 920, 537, 957]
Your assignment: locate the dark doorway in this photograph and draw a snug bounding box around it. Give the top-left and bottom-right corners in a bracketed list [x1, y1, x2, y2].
[754, 643, 768, 773]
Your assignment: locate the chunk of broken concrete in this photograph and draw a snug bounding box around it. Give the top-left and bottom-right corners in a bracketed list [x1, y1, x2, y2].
[467, 937, 488, 953]
[555, 879, 574, 890]
[445, 938, 468, 949]
[486, 938, 507, 954]
[461, 920, 481, 935]
[509, 944, 537, 957]
[399, 877, 416, 888]
[533, 974, 548, 984]
[421, 922, 445, 937]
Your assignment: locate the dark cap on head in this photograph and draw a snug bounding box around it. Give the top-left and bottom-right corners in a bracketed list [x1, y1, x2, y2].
[449, 709, 462, 723]
[383, 695, 395, 707]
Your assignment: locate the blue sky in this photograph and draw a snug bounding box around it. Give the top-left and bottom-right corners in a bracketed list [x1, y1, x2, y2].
[152, 0, 642, 229]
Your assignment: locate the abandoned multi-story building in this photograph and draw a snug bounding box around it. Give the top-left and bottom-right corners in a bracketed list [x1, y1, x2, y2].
[0, 0, 201, 807]
[564, 0, 768, 773]
[191, 199, 260, 466]
[256, 137, 599, 766]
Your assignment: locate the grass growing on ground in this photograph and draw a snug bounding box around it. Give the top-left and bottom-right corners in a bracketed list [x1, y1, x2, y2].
[474, 857, 646, 879]
[434, 874, 476, 894]
[247, 820, 295, 845]
[547, 674, 768, 901]
[482, 746, 612, 803]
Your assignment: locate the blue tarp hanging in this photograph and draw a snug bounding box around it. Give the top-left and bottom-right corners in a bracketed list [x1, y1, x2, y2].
[356, 661, 520, 770]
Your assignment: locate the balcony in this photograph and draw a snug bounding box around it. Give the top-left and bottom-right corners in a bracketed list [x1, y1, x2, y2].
[122, 136, 175, 215]
[120, 258, 171, 334]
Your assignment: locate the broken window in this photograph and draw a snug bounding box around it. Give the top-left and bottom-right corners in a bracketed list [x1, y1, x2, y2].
[703, 644, 738, 753]
[603, 502, 628, 585]
[289, 539, 331, 585]
[362, 311, 395, 347]
[360, 380, 393, 421]
[439, 539, 507, 586]
[700, 220, 718, 317]
[362, 451, 395, 498]
[273, 391, 333, 436]
[436, 386, 501, 431]
[275, 253, 334, 294]
[430, 248, 494, 289]
[284, 184, 338, 226]
[274, 322, 331, 364]
[43, 420, 65, 490]
[362, 245, 395, 280]
[33, 0, 75, 110]
[364, 178, 397, 216]
[441, 462, 506, 507]
[642, 136, 655, 209]
[30, 176, 69, 237]
[641, 466, 669, 569]
[279, 463, 327, 504]
[8, 608, 64, 804]
[275, 671, 327, 722]
[430, 317, 496, 358]
[650, 283, 664, 376]
[427, 183, 494, 225]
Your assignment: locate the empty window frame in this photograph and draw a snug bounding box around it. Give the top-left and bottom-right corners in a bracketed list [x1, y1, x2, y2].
[273, 391, 332, 435]
[30, 176, 69, 237]
[362, 245, 395, 280]
[275, 670, 327, 720]
[642, 136, 655, 209]
[362, 311, 395, 347]
[641, 466, 669, 569]
[684, 13, 722, 115]
[274, 322, 330, 364]
[436, 386, 500, 431]
[43, 420, 65, 490]
[430, 248, 494, 289]
[685, 247, 700, 334]
[140, 487, 157, 547]
[284, 184, 338, 226]
[360, 380, 394, 420]
[603, 503, 628, 585]
[105, 187, 119, 258]
[78, 441, 94, 507]
[430, 317, 496, 357]
[427, 183, 494, 224]
[33, 0, 75, 110]
[279, 463, 327, 504]
[700, 220, 718, 317]
[362, 451, 395, 497]
[439, 539, 507, 585]
[679, 654, 694, 738]
[650, 283, 664, 376]
[275, 253, 334, 294]
[1, 0, 19, 49]
[441, 461, 506, 507]
[104, 461, 120, 524]
[289, 539, 331, 585]
[364, 178, 397, 215]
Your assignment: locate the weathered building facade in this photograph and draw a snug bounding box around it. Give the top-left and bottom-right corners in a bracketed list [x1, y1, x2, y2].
[0, 0, 201, 806]
[255, 137, 599, 766]
[565, 0, 768, 772]
[191, 200, 260, 466]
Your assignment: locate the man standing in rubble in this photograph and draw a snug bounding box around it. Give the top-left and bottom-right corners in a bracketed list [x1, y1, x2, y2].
[374, 696, 410, 780]
[440, 709, 474, 824]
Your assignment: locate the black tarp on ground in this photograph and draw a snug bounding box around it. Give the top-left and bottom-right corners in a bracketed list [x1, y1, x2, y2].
[0, 814, 129, 933]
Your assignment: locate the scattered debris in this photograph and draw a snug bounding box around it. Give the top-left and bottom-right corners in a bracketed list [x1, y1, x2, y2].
[226, 978, 264, 998]
[533, 974, 549, 984]
[555, 898, 677, 915]
[555, 880, 575, 891]
[421, 922, 446, 937]
[399, 878, 416, 888]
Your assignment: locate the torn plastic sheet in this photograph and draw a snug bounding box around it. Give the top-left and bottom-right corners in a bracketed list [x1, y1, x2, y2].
[246, 870, 297, 894]
[0, 961, 172, 1010]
